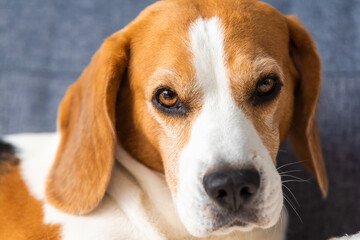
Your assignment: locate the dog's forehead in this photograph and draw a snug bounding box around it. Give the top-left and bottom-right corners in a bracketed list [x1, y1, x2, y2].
[130, 0, 289, 88]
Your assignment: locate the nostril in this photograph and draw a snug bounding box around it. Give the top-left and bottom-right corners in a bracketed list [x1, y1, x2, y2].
[240, 187, 252, 198]
[216, 189, 227, 199]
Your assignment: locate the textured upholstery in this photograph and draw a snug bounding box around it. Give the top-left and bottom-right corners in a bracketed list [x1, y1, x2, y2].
[0, 1, 359, 239]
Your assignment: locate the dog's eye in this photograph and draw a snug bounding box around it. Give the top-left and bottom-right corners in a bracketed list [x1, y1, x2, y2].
[257, 78, 276, 94]
[157, 89, 179, 108]
[252, 74, 283, 105]
[152, 87, 187, 116]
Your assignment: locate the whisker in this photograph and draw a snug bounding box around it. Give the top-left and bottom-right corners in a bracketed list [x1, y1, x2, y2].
[282, 184, 300, 207]
[283, 194, 303, 224]
[283, 193, 296, 210]
[276, 161, 303, 171]
[278, 169, 304, 175]
[280, 174, 311, 182]
[282, 179, 312, 184]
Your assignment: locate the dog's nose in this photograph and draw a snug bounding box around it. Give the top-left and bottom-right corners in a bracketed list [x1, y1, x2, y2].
[203, 169, 260, 211]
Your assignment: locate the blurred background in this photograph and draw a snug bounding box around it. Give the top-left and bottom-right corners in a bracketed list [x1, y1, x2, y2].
[0, 0, 359, 239]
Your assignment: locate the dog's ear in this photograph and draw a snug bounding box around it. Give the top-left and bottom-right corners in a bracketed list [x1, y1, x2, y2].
[46, 29, 130, 214]
[286, 16, 328, 197]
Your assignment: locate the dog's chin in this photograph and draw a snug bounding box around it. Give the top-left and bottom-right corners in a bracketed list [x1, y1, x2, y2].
[182, 215, 277, 238]
[183, 222, 251, 238]
[181, 204, 284, 238]
[210, 221, 256, 236]
[185, 219, 270, 238]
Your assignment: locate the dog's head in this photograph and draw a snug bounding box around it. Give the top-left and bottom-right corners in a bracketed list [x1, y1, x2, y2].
[46, 0, 328, 237]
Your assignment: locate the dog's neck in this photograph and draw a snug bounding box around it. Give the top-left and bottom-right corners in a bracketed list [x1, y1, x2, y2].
[108, 146, 187, 238]
[7, 133, 286, 240]
[109, 145, 288, 240]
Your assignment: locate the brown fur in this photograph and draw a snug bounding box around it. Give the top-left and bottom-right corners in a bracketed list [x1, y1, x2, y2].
[0, 161, 61, 240]
[115, 0, 328, 196]
[0, 1, 328, 238]
[45, 28, 132, 214]
[0, 0, 327, 232]
[286, 15, 328, 196]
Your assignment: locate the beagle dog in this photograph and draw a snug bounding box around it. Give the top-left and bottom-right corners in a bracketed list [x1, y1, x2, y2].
[0, 0, 329, 239]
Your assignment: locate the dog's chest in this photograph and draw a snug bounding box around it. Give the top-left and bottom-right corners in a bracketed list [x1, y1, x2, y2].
[1, 133, 286, 240]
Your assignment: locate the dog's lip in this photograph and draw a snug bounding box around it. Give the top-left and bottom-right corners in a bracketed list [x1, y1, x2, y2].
[209, 208, 261, 233]
[229, 219, 248, 227]
[214, 217, 251, 230]
[210, 219, 253, 236]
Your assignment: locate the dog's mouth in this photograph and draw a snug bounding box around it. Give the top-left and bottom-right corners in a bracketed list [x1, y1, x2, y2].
[204, 196, 283, 235]
[208, 210, 281, 237]
[208, 217, 257, 236]
[229, 219, 248, 227]
[207, 207, 261, 234]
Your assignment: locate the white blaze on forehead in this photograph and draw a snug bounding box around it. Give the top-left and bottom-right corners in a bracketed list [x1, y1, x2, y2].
[176, 17, 283, 237]
[189, 17, 229, 97]
[186, 16, 262, 157]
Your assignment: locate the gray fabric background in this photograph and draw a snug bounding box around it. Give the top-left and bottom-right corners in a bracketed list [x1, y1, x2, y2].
[0, 1, 359, 239]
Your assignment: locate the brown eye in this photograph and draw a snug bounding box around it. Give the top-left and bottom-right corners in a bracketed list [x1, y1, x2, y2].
[251, 74, 283, 106]
[152, 87, 188, 116]
[257, 78, 276, 94]
[157, 89, 179, 107]
[153, 87, 187, 116]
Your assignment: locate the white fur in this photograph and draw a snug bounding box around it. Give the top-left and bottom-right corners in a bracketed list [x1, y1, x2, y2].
[1, 16, 286, 240]
[3, 132, 287, 240]
[330, 233, 360, 240]
[4, 133, 58, 200]
[4, 133, 137, 240]
[175, 17, 284, 237]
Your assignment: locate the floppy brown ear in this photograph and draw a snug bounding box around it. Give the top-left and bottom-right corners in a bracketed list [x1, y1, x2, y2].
[46, 29, 130, 214]
[286, 16, 328, 197]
